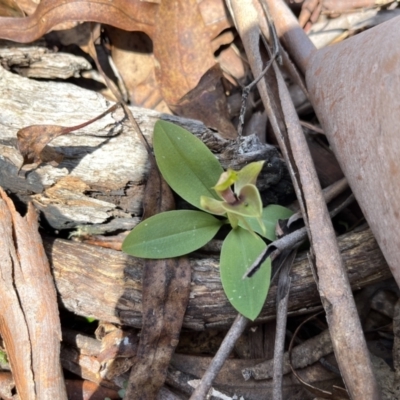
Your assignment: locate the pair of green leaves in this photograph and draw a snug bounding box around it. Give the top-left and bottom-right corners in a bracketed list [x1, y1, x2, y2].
[122, 121, 293, 320]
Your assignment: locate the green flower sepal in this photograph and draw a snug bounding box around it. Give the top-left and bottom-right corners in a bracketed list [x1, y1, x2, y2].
[200, 161, 266, 235]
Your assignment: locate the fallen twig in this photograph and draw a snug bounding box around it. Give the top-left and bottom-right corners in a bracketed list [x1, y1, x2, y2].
[244, 192, 355, 279]
[272, 249, 297, 400]
[243, 326, 333, 380]
[189, 314, 248, 400]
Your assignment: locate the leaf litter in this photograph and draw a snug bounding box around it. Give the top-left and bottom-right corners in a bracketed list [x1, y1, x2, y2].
[0, 0, 398, 399]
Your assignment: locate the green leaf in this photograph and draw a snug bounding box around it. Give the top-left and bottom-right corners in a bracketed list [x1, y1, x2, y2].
[220, 227, 271, 320]
[153, 120, 224, 210]
[241, 204, 294, 241]
[122, 210, 223, 258]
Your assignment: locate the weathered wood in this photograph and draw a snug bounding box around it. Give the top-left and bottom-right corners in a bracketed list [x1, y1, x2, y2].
[0, 372, 14, 400]
[0, 189, 67, 400]
[169, 353, 342, 400]
[45, 225, 392, 330]
[58, 328, 340, 400]
[0, 39, 91, 79]
[0, 65, 288, 230]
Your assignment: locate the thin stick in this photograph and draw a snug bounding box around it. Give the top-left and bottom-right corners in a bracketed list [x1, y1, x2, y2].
[244, 227, 305, 279]
[237, 57, 276, 138]
[288, 311, 334, 398]
[273, 282, 291, 400]
[88, 24, 152, 154]
[299, 120, 324, 134]
[289, 177, 348, 223]
[189, 314, 248, 400]
[272, 249, 296, 400]
[243, 193, 355, 279]
[237, 4, 280, 138]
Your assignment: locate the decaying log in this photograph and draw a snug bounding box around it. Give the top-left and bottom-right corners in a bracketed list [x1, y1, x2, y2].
[44, 225, 392, 330]
[0, 189, 67, 400]
[0, 65, 290, 231]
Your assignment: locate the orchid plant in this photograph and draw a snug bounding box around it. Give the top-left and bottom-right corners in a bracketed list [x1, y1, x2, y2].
[122, 121, 293, 320]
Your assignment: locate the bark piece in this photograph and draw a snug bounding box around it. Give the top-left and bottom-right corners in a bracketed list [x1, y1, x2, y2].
[60, 345, 119, 389]
[0, 39, 91, 79]
[62, 329, 102, 357]
[45, 225, 391, 330]
[61, 328, 134, 387]
[126, 157, 191, 398]
[0, 188, 67, 400]
[0, 372, 14, 400]
[65, 379, 120, 400]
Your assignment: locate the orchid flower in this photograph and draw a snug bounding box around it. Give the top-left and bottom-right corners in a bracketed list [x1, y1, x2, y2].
[200, 161, 266, 235]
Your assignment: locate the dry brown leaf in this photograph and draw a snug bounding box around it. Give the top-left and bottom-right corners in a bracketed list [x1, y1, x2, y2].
[17, 124, 70, 167]
[0, 0, 156, 43]
[0, 0, 24, 17]
[106, 27, 168, 111]
[171, 64, 237, 138]
[199, 0, 233, 41]
[0, 0, 237, 138]
[17, 102, 119, 168]
[152, 0, 216, 105]
[12, 0, 37, 15]
[151, 0, 236, 137]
